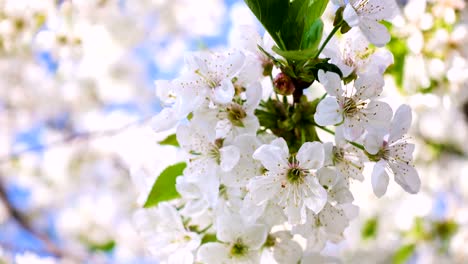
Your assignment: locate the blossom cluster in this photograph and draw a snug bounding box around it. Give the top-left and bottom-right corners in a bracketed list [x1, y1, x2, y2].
[135, 1, 422, 263]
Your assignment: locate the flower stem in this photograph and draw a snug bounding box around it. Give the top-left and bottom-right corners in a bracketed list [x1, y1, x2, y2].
[315, 22, 342, 59]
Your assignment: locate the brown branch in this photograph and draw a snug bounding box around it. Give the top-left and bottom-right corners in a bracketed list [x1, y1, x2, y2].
[0, 175, 86, 261]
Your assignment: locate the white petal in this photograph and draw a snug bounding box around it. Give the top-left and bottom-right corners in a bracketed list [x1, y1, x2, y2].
[155, 80, 176, 104]
[270, 137, 289, 154]
[363, 100, 393, 131]
[252, 144, 289, 172]
[389, 104, 412, 143]
[197, 243, 230, 264]
[247, 175, 281, 205]
[223, 50, 245, 78]
[180, 199, 209, 217]
[297, 142, 324, 170]
[363, 0, 399, 20]
[212, 79, 235, 104]
[285, 202, 306, 224]
[220, 145, 240, 171]
[364, 131, 384, 155]
[241, 224, 268, 249]
[319, 204, 348, 237]
[318, 70, 343, 96]
[216, 214, 244, 243]
[371, 160, 390, 197]
[343, 118, 365, 141]
[176, 177, 201, 199]
[314, 97, 343, 126]
[317, 167, 338, 189]
[354, 72, 384, 100]
[359, 19, 391, 47]
[304, 177, 328, 214]
[343, 4, 360, 27]
[390, 162, 421, 194]
[272, 235, 303, 264]
[323, 142, 334, 166]
[151, 108, 178, 132]
[244, 82, 263, 112]
[367, 49, 394, 75]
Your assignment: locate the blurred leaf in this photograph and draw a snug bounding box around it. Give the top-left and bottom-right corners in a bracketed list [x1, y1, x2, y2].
[89, 240, 115, 252]
[361, 217, 378, 240]
[143, 162, 186, 208]
[201, 233, 217, 244]
[158, 134, 179, 147]
[392, 244, 415, 264]
[386, 26, 408, 91]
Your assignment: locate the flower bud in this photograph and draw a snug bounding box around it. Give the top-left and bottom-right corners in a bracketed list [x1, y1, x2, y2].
[274, 72, 295, 96]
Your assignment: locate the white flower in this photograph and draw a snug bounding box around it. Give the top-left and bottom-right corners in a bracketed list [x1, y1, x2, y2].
[177, 122, 240, 178]
[133, 203, 201, 262]
[340, 0, 398, 47]
[176, 176, 211, 217]
[261, 231, 303, 264]
[197, 213, 267, 264]
[152, 50, 246, 132]
[191, 82, 262, 141]
[324, 128, 365, 181]
[322, 28, 394, 77]
[220, 134, 263, 187]
[364, 104, 421, 197]
[314, 70, 393, 140]
[247, 138, 327, 224]
[293, 204, 350, 251]
[317, 167, 354, 206]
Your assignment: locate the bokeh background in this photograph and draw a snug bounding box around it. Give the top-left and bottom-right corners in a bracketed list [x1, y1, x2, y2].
[0, 0, 467, 263]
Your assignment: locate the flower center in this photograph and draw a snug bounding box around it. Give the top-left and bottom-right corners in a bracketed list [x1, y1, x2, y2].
[332, 146, 344, 164]
[230, 239, 248, 257]
[227, 104, 247, 126]
[343, 97, 358, 116]
[287, 167, 306, 184]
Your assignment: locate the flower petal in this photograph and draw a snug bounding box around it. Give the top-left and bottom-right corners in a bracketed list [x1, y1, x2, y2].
[253, 143, 289, 172]
[314, 97, 343, 126]
[390, 162, 421, 194]
[219, 145, 240, 171]
[318, 70, 343, 96]
[389, 104, 412, 143]
[371, 160, 390, 197]
[212, 79, 235, 104]
[297, 142, 324, 170]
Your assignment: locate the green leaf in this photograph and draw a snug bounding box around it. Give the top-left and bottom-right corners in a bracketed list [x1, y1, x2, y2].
[245, 0, 329, 52]
[300, 19, 324, 51]
[143, 162, 186, 208]
[244, 0, 289, 49]
[392, 244, 415, 264]
[272, 46, 317, 61]
[201, 233, 218, 244]
[158, 134, 179, 147]
[361, 217, 378, 240]
[88, 240, 116, 252]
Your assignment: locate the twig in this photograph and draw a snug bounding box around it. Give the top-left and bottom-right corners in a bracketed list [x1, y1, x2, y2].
[0, 176, 82, 260]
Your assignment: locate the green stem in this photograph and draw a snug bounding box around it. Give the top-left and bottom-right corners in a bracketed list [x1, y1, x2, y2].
[316, 125, 335, 135]
[315, 125, 366, 151]
[199, 224, 213, 234]
[315, 22, 342, 59]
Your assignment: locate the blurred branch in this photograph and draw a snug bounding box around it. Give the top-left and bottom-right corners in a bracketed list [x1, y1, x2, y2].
[0, 117, 151, 164]
[0, 176, 83, 260]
